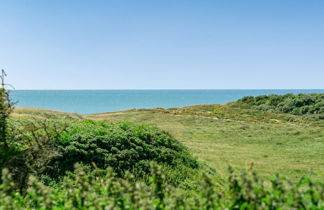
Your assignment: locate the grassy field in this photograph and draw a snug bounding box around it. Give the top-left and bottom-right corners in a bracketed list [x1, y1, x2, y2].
[14, 103, 324, 181]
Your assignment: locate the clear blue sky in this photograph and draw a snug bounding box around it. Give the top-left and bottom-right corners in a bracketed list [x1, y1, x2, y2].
[1, 0, 323, 89]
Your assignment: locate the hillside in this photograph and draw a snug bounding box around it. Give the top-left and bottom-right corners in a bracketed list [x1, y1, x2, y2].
[14, 99, 324, 181]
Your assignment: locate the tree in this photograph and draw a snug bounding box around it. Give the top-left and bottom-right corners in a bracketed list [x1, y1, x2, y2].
[0, 69, 14, 150]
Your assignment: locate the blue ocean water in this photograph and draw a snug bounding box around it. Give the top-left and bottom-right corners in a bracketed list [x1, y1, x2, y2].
[11, 90, 324, 114]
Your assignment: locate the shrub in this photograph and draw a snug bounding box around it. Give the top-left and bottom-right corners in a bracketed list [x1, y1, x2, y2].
[44, 120, 199, 184]
[237, 93, 324, 120]
[0, 119, 68, 192]
[4, 119, 200, 188]
[0, 86, 14, 153]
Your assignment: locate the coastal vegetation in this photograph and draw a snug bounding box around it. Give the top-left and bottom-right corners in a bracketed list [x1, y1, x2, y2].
[237, 93, 324, 120]
[1, 78, 324, 208]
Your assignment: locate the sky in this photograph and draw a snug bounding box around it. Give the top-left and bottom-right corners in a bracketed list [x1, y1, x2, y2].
[0, 0, 323, 89]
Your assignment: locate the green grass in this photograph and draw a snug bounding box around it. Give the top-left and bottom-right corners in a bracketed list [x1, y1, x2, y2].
[85, 105, 324, 181]
[13, 104, 324, 181]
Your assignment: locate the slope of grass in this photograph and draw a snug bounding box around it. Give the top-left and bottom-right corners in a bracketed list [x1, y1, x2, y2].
[86, 104, 324, 181]
[13, 107, 83, 119]
[13, 103, 324, 181]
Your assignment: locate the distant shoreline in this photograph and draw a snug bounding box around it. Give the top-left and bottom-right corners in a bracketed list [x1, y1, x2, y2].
[11, 90, 324, 114]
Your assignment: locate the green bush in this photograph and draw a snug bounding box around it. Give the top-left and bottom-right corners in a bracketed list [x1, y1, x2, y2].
[2, 119, 199, 190]
[40, 120, 200, 184]
[237, 93, 324, 119]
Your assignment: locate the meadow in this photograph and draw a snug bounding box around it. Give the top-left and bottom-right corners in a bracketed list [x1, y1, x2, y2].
[86, 103, 324, 181]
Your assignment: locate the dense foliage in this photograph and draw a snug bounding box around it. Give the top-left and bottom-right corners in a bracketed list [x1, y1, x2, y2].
[46, 120, 199, 184]
[0, 119, 200, 191]
[1, 165, 324, 209]
[237, 93, 324, 119]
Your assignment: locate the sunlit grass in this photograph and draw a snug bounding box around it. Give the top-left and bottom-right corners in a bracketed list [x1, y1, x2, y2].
[14, 104, 324, 181]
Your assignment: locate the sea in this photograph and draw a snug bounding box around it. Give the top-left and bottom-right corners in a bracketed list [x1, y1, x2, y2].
[11, 89, 324, 114]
